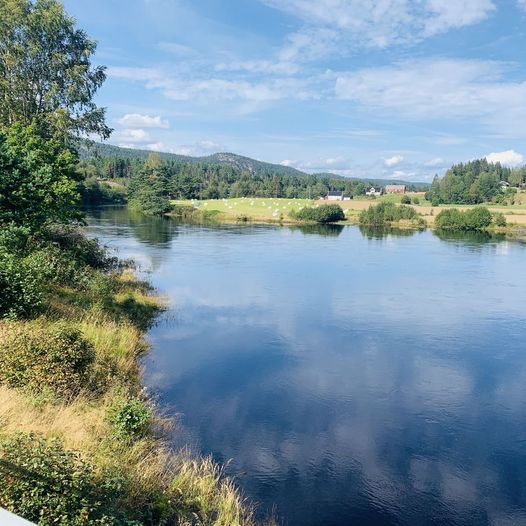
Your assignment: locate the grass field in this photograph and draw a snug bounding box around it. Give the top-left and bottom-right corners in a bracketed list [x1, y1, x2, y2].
[173, 197, 317, 222]
[173, 192, 526, 227]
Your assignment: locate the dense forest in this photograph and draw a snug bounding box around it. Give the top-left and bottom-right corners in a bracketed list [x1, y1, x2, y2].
[78, 143, 429, 205]
[425, 158, 526, 205]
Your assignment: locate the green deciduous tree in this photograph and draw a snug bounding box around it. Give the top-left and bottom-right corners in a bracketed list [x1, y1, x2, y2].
[0, 0, 111, 140]
[0, 123, 81, 229]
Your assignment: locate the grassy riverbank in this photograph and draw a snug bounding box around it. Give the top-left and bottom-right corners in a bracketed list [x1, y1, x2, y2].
[171, 195, 526, 233]
[0, 230, 270, 526]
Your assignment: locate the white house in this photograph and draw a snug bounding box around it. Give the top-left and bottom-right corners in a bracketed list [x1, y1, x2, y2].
[326, 191, 344, 201]
[366, 187, 382, 197]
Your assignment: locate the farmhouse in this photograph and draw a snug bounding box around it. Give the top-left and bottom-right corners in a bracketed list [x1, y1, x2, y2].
[385, 185, 406, 194]
[326, 191, 344, 201]
[366, 187, 383, 197]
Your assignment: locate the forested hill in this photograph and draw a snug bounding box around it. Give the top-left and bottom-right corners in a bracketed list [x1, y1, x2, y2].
[79, 142, 310, 178]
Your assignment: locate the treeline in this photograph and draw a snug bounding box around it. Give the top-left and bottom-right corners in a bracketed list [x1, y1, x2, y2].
[78, 150, 427, 205]
[425, 159, 526, 205]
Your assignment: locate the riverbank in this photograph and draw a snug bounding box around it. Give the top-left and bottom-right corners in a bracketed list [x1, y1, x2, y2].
[0, 230, 271, 525]
[169, 197, 526, 236]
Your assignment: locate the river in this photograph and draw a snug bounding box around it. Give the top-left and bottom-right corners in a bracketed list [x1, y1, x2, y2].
[87, 206, 526, 526]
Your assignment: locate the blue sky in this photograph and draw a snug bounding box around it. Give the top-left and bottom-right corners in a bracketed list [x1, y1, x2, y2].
[64, 0, 526, 181]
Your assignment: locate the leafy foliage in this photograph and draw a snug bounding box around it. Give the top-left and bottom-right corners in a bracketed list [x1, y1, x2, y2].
[107, 397, 152, 439]
[0, 124, 81, 230]
[0, 433, 136, 525]
[290, 204, 345, 223]
[424, 159, 525, 205]
[128, 158, 172, 216]
[0, 0, 110, 139]
[0, 247, 45, 318]
[435, 207, 493, 231]
[359, 202, 423, 227]
[0, 322, 95, 397]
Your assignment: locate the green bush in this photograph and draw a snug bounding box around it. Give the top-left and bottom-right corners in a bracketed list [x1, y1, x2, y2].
[0, 323, 94, 397]
[359, 202, 423, 227]
[435, 207, 493, 231]
[401, 195, 411, 204]
[493, 212, 507, 227]
[107, 397, 152, 439]
[412, 197, 420, 205]
[0, 249, 45, 319]
[431, 197, 440, 207]
[0, 433, 136, 526]
[290, 204, 345, 223]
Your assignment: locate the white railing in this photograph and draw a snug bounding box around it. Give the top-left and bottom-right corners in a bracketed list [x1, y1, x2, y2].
[0, 508, 37, 525]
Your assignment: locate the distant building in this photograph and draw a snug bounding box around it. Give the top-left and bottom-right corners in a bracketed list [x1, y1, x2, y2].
[326, 191, 344, 201]
[385, 185, 406, 194]
[366, 187, 383, 196]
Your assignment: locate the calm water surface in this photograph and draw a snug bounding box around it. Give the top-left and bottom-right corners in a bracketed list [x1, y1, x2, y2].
[87, 207, 526, 526]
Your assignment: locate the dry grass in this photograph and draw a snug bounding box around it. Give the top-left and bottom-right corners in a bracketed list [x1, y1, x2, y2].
[0, 268, 268, 525]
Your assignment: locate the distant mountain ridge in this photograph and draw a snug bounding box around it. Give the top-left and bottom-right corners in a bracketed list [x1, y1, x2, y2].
[80, 142, 430, 188]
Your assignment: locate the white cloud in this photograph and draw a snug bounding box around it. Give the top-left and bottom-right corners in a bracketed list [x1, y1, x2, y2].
[424, 157, 446, 167]
[485, 150, 524, 167]
[260, 0, 495, 55]
[335, 58, 526, 134]
[518, 0, 526, 10]
[391, 170, 416, 179]
[114, 128, 150, 143]
[117, 114, 169, 129]
[281, 159, 299, 167]
[384, 155, 404, 167]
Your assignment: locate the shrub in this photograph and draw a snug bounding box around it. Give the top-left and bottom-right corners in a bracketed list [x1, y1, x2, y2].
[0, 433, 134, 525]
[435, 207, 492, 231]
[412, 197, 420, 205]
[431, 197, 440, 207]
[401, 195, 411, 204]
[464, 207, 492, 230]
[107, 397, 152, 439]
[434, 209, 465, 230]
[359, 202, 423, 227]
[493, 212, 507, 227]
[0, 249, 45, 319]
[290, 204, 345, 223]
[0, 322, 94, 397]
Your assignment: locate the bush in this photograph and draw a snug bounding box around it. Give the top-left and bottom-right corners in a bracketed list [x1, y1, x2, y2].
[493, 212, 507, 227]
[401, 195, 411, 204]
[0, 249, 45, 319]
[431, 197, 440, 207]
[107, 397, 152, 439]
[412, 197, 420, 205]
[435, 207, 492, 231]
[0, 433, 135, 525]
[359, 202, 423, 227]
[0, 323, 95, 397]
[290, 204, 345, 223]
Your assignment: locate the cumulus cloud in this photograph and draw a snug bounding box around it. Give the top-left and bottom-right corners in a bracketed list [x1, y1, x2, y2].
[117, 114, 169, 129]
[485, 150, 524, 166]
[384, 155, 404, 167]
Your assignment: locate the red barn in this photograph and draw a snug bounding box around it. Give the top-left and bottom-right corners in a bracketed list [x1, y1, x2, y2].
[385, 185, 406, 194]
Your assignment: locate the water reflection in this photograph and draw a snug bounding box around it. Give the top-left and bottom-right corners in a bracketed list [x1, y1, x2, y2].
[289, 223, 344, 237]
[87, 208, 526, 526]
